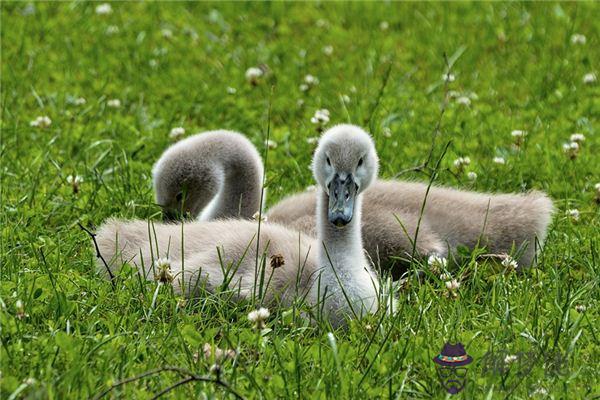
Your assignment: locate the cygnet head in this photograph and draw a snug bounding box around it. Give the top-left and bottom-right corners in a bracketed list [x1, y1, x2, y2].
[153, 139, 222, 220]
[312, 124, 379, 227]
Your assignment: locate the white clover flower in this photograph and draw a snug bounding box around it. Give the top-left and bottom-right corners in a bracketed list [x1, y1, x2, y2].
[306, 136, 319, 144]
[248, 307, 270, 328]
[245, 67, 263, 85]
[74, 97, 86, 105]
[226, 87, 237, 95]
[504, 354, 518, 364]
[252, 211, 268, 222]
[563, 141, 579, 159]
[467, 171, 478, 181]
[265, 139, 278, 149]
[583, 72, 597, 84]
[566, 208, 580, 221]
[595, 183, 600, 195]
[575, 304, 587, 313]
[382, 127, 392, 138]
[453, 156, 471, 170]
[570, 33, 586, 45]
[66, 175, 83, 185]
[149, 59, 159, 68]
[322, 45, 333, 56]
[304, 74, 319, 86]
[445, 279, 460, 291]
[379, 21, 389, 31]
[456, 96, 471, 106]
[340, 94, 350, 104]
[95, 3, 112, 15]
[501, 255, 518, 271]
[202, 343, 236, 362]
[299, 83, 309, 92]
[161, 28, 173, 39]
[154, 257, 173, 284]
[315, 19, 328, 28]
[107, 99, 121, 108]
[442, 72, 455, 82]
[428, 254, 447, 271]
[169, 127, 185, 140]
[310, 109, 330, 130]
[493, 156, 506, 165]
[570, 133, 585, 143]
[15, 299, 27, 319]
[439, 274, 451, 283]
[511, 130, 527, 138]
[349, 85, 357, 94]
[29, 116, 52, 128]
[106, 25, 119, 35]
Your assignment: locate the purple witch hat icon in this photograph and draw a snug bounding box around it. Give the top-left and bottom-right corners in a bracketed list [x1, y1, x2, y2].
[433, 342, 473, 394]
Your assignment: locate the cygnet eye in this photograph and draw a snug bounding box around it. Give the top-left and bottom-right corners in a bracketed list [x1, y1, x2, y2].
[357, 157, 364, 167]
[326, 156, 331, 166]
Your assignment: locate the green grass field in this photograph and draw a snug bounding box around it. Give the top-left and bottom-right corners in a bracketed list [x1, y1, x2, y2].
[1, 2, 599, 398]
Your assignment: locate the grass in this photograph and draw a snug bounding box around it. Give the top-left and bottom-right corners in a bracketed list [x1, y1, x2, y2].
[1, 2, 599, 398]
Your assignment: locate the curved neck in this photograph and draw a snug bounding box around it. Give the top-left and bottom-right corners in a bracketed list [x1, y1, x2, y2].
[316, 188, 367, 274]
[203, 157, 264, 220]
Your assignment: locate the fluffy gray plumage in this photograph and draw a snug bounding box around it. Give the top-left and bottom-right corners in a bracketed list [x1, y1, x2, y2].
[152, 126, 554, 275]
[96, 125, 382, 326]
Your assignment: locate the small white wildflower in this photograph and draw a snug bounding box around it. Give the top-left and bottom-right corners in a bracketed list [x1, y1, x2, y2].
[583, 72, 597, 84]
[501, 255, 518, 271]
[504, 354, 518, 364]
[105, 25, 119, 35]
[379, 21, 389, 31]
[570, 133, 585, 143]
[382, 127, 392, 138]
[445, 279, 460, 291]
[566, 208, 580, 221]
[570, 33, 586, 45]
[493, 156, 506, 165]
[29, 116, 52, 128]
[442, 72, 455, 82]
[15, 299, 27, 320]
[299, 83, 309, 92]
[349, 85, 357, 94]
[265, 139, 278, 149]
[511, 130, 527, 138]
[161, 28, 173, 39]
[310, 109, 330, 131]
[107, 99, 121, 108]
[169, 127, 185, 140]
[252, 211, 268, 222]
[340, 94, 350, 104]
[66, 175, 83, 185]
[439, 272, 452, 281]
[202, 343, 236, 362]
[245, 67, 263, 85]
[24, 377, 36, 386]
[453, 156, 471, 170]
[306, 136, 319, 144]
[532, 387, 549, 396]
[248, 307, 270, 328]
[315, 19, 328, 29]
[322, 45, 334, 56]
[304, 74, 319, 86]
[226, 87, 237, 95]
[428, 255, 447, 273]
[149, 59, 159, 68]
[575, 304, 587, 313]
[154, 258, 173, 284]
[595, 183, 600, 196]
[74, 97, 86, 105]
[95, 3, 112, 15]
[467, 171, 478, 181]
[563, 141, 579, 159]
[456, 96, 471, 106]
